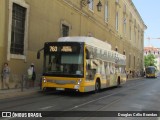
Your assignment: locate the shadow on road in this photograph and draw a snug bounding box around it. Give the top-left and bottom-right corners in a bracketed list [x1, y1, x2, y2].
[40, 86, 121, 98]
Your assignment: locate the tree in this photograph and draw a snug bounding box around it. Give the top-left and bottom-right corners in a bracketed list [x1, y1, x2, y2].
[144, 54, 157, 68]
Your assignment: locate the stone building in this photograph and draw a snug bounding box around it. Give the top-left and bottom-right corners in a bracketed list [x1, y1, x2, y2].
[0, 0, 146, 87]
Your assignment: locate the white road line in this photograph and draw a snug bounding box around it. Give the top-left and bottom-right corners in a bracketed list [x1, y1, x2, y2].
[97, 98, 122, 111]
[40, 105, 56, 110]
[65, 81, 148, 111]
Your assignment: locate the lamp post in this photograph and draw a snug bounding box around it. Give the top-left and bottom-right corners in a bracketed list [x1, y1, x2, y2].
[97, 0, 102, 12]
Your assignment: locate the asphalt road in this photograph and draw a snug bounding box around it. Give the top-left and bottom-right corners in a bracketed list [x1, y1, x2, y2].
[0, 77, 160, 120]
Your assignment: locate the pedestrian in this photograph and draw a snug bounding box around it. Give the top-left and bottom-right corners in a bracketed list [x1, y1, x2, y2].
[2, 63, 10, 89]
[27, 63, 36, 87]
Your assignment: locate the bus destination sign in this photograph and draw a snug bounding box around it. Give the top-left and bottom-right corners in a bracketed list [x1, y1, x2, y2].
[61, 46, 72, 52]
[45, 42, 83, 53]
[50, 46, 72, 52]
[49, 46, 77, 52]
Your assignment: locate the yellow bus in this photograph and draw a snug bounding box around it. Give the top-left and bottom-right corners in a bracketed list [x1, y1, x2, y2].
[145, 66, 157, 78]
[37, 37, 126, 92]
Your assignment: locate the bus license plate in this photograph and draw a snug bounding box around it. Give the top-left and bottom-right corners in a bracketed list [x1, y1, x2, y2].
[56, 88, 64, 90]
[74, 85, 79, 89]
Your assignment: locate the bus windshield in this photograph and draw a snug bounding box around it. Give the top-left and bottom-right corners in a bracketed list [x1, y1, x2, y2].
[43, 42, 84, 77]
[146, 67, 156, 74]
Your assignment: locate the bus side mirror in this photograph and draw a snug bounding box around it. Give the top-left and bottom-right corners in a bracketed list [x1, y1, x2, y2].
[37, 51, 40, 59]
[37, 48, 44, 59]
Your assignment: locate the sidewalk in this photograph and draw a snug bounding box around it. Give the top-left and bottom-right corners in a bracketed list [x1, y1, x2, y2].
[0, 87, 41, 100]
[127, 77, 144, 81]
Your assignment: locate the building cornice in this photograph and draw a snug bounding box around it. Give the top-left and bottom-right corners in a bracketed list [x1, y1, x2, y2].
[129, 0, 147, 30]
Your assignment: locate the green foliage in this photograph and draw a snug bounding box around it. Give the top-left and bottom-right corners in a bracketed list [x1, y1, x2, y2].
[144, 54, 157, 67]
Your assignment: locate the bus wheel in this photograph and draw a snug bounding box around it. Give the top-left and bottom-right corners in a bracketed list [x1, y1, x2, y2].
[95, 80, 100, 93]
[117, 77, 121, 87]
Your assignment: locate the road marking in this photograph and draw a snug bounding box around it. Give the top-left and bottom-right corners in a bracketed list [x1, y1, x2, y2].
[97, 98, 122, 111]
[40, 105, 56, 110]
[66, 81, 148, 111]
[79, 98, 124, 120]
[130, 103, 143, 109]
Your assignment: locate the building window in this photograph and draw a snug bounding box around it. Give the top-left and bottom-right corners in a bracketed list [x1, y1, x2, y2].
[134, 29, 136, 42]
[124, 4, 126, 13]
[130, 26, 132, 40]
[129, 54, 131, 68]
[116, 12, 119, 31]
[116, 0, 119, 3]
[11, 3, 26, 55]
[105, 1, 109, 22]
[138, 31, 140, 45]
[62, 24, 69, 37]
[89, 0, 94, 11]
[61, 20, 71, 37]
[7, 0, 29, 61]
[130, 13, 132, 20]
[123, 17, 126, 34]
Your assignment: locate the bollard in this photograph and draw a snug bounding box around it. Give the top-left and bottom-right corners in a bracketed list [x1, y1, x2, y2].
[1, 75, 4, 89]
[21, 74, 24, 92]
[40, 76, 42, 90]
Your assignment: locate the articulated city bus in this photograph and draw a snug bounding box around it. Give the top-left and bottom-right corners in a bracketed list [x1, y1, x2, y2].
[37, 37, 126, 92]
[145, 66, 157, 78]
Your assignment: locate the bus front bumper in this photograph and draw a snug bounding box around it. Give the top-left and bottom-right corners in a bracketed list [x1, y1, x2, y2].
[146, 74, 155, 78]
[42, 82, 95, 92]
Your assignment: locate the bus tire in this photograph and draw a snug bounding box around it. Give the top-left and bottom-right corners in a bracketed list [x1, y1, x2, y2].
[117, 77, 121, 87]
[95, 79, 100, 93]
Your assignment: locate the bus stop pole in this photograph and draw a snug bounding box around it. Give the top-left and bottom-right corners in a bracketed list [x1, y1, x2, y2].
[21, 74, 24, 92]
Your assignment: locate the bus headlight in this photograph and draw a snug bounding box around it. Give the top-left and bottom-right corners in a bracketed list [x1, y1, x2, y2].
[43, 77, 47, 83]
[77, 79, 82, 85]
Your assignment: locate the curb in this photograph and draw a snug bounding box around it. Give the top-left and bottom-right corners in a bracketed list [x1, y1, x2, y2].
[0, 88, 40, 100]
[127, 77, 144, 81]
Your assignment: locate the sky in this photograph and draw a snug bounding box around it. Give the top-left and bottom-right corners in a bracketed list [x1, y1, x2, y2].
[132, 0, 160, 48]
